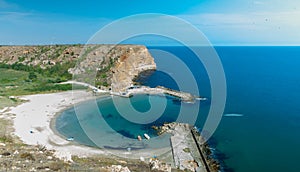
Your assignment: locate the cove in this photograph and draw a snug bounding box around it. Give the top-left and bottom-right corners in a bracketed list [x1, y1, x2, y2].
[55, 94, 207, 152]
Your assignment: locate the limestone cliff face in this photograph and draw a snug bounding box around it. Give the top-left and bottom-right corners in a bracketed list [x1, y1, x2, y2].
[110, 46, 156, 92]
[70, 45, 156, 92]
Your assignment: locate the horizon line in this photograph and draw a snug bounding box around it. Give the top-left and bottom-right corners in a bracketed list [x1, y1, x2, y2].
[1, 43, 300, 47]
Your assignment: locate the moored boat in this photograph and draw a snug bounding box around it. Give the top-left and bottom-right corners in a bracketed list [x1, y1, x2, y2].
[144, 133, 150, 140]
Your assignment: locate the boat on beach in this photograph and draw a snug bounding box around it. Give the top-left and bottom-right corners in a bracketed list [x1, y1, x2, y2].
[66, 137, 74, 141]
[144, 133, 150, 140]
[137, 135, 142, 141]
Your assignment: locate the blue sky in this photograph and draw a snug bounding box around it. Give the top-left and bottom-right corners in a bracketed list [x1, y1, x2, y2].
[0, 0, 300, 45]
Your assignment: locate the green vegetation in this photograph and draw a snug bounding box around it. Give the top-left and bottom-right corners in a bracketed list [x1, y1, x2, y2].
[20, 152, 35, 161]
[0, 119, 13, 143]
[28, 71, 37, 81]
[0, 61, 75, 81]
[0, 62, 75, 98]
[95, 57, 115, 87]
[183, 148, 191, 153]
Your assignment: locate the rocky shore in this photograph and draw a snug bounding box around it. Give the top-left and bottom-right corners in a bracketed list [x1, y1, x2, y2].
[153, 122, 221, 172]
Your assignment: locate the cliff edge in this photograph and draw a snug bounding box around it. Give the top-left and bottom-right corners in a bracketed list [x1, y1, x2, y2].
[110, 46, 156, 92]
[0, 45, 156, 92]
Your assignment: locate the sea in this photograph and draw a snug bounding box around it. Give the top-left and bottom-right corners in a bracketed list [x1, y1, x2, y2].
[56, 46, 300, 172]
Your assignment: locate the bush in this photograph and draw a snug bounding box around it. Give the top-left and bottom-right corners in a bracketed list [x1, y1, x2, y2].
[0, 135, 13, 143]
[28, 71, 37, 80]
[183, 148, 190, 153]
[20, 152, 35, 161]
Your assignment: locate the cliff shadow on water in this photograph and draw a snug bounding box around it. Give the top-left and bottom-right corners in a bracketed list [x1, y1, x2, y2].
[133, 70, 180, 91]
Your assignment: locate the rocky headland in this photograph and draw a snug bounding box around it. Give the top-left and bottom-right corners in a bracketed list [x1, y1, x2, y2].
[0, 44, 156, 92]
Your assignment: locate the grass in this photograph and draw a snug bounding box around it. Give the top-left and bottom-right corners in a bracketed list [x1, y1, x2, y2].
[0, 119, 13, 143]
[0, 96, 20, 109]
[0, 68, 74, 97]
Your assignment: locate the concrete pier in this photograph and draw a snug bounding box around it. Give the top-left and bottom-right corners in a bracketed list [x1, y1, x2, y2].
[114, 86, 196, 102]
[170, 124, 207, 172]
[156, 123, 209, 172]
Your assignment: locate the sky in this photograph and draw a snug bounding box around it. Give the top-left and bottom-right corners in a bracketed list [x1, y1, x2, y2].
[0, 0, 300, 45]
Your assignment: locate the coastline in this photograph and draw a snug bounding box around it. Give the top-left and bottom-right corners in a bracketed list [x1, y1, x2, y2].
[5, 90, 108, 161]
[3, 90, 178, 162]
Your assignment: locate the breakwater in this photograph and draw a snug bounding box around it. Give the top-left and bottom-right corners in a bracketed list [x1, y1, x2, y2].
[111, 86, 197, 102]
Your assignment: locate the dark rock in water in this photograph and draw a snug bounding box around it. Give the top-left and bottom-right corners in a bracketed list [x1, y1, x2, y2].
[223, 167, 235, 172]
[214, 150, 230, 160]
[117, 130, 135, 138]
[172, 98, 182, 105]
[106, 113, 113, 118]
[205, 137, 232, 172]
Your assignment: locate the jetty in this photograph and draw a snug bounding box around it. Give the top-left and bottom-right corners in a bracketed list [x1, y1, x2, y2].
[154, 123, 219, 172]
[112, 85, 197, 102]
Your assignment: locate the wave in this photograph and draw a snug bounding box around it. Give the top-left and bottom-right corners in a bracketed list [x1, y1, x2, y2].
[223, 114, 244, 117]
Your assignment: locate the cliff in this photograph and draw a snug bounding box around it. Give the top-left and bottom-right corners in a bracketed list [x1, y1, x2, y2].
[0, 45, 156, 92]
[110, 46, 156, 92]
[69, 45, 156, 92]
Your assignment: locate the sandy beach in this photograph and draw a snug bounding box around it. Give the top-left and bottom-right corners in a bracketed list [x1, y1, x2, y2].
[4, 90, 107, 161]
[0, 89, 178, 164]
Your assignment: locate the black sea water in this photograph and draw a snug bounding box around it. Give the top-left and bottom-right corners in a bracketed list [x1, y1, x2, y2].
[56, 46, 300, 172]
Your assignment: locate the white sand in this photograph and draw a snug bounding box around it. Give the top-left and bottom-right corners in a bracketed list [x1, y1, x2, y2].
[5, 90, 107, 161]
[1, 90, 175, 162]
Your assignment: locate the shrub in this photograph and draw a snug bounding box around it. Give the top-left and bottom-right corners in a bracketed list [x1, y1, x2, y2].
[20, 152, 35, 161]
[28, 71, 37, 80]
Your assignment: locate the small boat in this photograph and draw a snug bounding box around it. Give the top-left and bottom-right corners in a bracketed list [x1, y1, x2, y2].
[137, 135, 142, 141]
[144, 133, 150, 140]
[66, 137, 74, 141]
[196, 97, 207, 101]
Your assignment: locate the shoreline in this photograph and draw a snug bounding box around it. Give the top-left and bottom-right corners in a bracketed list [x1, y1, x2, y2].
[2, 89, 219, 171]
[3, 90, 179, 162]
[48, 94, 111, 148]
[5, 90, 108, 161]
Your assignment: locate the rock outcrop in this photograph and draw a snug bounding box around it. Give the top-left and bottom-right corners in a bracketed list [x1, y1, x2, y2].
[69, 45, 156, 92]
[110, 46, 156, 92]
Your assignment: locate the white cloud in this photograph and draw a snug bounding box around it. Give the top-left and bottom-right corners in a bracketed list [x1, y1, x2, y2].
[179, 10, 300, 45]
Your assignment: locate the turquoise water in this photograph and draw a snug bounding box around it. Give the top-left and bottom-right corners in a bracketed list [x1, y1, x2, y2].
[56, 46, 300, 172]
[56, 94, 205, 151]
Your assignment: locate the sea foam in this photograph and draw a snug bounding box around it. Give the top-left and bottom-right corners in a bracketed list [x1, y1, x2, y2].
[223, 114, 244, 117]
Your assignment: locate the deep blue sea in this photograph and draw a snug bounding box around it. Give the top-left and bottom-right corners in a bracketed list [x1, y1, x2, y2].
[56, 46, 300, 172]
